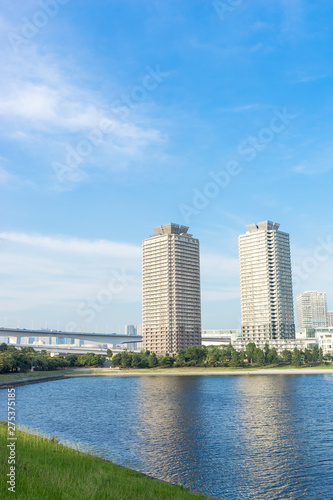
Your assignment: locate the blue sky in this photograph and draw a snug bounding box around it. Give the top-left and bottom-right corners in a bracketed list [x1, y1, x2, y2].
[1, 0, 333, 332]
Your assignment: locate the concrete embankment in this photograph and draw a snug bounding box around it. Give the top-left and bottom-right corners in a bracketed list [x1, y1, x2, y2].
[0, 374, 69, 389]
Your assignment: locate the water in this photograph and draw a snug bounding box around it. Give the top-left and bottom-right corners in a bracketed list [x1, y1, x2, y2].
[1, 374, 333, 499]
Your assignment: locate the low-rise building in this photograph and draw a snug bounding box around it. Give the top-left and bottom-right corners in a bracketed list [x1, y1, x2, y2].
[315, 327, 333, 355]
[318, 333, 333, 355]
[201, 329, 241, 347]
[202, 327, 318, 354]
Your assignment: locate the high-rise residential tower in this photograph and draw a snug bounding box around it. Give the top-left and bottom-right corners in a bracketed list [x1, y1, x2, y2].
[142, 223, 201, 355]
[328, 311, 333, 327]
[296, 291, 328, 328]
[239, 221, 295, 344]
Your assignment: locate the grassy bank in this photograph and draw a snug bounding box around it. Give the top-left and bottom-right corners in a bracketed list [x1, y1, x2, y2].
[0, 422, 205, 500]
[0, 369, 93, 384]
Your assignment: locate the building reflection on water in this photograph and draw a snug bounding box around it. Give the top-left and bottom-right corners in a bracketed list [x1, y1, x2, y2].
[2, 374, 331, 500]
[134, 375, 328, 500]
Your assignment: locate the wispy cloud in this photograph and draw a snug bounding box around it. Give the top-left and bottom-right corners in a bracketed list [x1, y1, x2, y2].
[292, 162, 332, 176]
[0, 231, 142, 329]
[218, 104, 268, 114]
[0, 232, 141, 258]
[0, 14, 166, 190]
[293, 74, 327, 84]
[0, 165, 15, 186]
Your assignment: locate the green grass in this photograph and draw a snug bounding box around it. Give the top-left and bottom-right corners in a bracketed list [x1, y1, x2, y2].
[261, 363, 333, 370]
[0, 369, 94, 384]
[0, 422, 205, 500]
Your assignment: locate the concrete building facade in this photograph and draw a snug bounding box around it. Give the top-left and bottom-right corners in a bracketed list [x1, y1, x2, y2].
[124, 325, 137, 336]
[239, 221, 295, 344]
[328, 311, 333, 327]
[201, 329, 241, 347]
[142, 223, 201, 355]
[316, 328, 333, 355]
[296, 291, 328, 328]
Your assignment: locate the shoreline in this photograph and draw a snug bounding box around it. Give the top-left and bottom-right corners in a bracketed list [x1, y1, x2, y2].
[0, 422, 208, 499]
[1, 367, 333, 388]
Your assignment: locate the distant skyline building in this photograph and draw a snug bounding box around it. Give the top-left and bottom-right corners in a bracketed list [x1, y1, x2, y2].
[142, 223, 201, 355]
[239, 220, 295, 343]
[296, 291, 328, 328]
[124, 324, 141, 350]
[328, 311, 333, 327]
[124, 325, 137, 336]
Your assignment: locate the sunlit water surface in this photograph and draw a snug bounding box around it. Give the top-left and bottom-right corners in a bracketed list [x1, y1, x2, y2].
[1, 375, 333, 499]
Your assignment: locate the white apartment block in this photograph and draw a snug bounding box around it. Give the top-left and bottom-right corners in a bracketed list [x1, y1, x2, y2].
[142, 223, 201, 355]
[239, 221, 295, 344]
[317, 328, 333, 355]
[296, 291, 328, 328]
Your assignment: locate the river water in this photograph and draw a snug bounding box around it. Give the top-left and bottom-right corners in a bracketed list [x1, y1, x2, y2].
[1, 374, 333, 499]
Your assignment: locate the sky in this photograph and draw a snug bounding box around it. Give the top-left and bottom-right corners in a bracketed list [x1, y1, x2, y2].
[1, 0, 333, 333]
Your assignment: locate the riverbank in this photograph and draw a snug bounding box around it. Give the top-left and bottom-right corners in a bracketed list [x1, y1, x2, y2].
[0, 369, 94, 389]
[1, 365, 333, 388]
[0, 422, 206, 499]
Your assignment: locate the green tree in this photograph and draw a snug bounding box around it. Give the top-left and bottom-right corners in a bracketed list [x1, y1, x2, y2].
[254, 348, 265, 366]
[303, 349, 312, 364]
[281, 349, 292, 364]
[34, 355, 49, 371]
[138, 356, 149, 368]
[229, 350, 242, 367]
[159, 356, 175, 367]
[148, 352, 159, 368]
[0, 343, 8, 352]
[267, 347, 278, 364]
[292, 348, 302, 367]
[106, 348, 113, 360]
[239, 350, 246, 362]
[111, 353, 122, 367]
[185, 346, 206, 364]
[121, 351, 132, 368]
[311, 344, 319, 363]
[66, 354, 78, 367]
[131, 353, 141, 368]
[0, 354, 10, 373]
[207, 352, 217, 366]
[246, 343, 256, 365]
[174, 349, 186, 367]
[319, 347, 324, 364]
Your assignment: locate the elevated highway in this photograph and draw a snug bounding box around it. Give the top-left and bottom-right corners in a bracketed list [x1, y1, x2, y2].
[0, 328, 142, 347]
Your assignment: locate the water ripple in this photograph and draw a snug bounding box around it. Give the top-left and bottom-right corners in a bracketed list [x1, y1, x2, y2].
[1, 374, 333, 499]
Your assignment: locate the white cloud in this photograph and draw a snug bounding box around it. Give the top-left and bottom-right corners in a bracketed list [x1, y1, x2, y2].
[0, 165, 15, 185]
[292, 162, 332, 176]
[0, 230, 243, 328]
[293, 74, 327, 84]
[0, 231, 142, 329]
[0, 14, 166, 188]
[0, 232, 141, 258]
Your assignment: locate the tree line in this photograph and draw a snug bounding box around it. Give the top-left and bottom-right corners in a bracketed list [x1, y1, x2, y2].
[111, 343, 328, 369]
[0, 344, 105, 374]
[0, 342, 328, 374]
